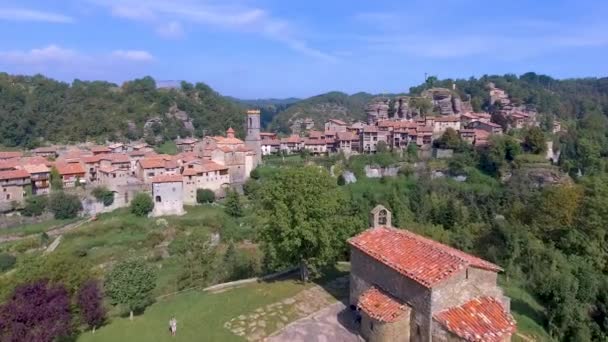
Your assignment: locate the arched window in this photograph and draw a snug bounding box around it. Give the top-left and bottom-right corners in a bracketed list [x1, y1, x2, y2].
[249, 117, 252, 127]
[155, 196, 161, 203]
[378, 209, 387, 225]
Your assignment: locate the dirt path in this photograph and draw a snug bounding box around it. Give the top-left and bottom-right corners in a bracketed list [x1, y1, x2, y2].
[0, 217, 91, 244]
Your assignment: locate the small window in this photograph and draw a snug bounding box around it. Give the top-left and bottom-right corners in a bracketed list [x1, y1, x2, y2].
[6, 194, 10, 200]
[155, 196, 161, 202]
[370, 322, 374, 331]
[378, 209, 388, 225]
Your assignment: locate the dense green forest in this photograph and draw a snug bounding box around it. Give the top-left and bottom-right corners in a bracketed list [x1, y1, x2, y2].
[0, 73, 244, 147]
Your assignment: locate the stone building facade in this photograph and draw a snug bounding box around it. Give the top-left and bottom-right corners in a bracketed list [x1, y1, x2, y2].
[245, 109, 262, 165]
[151, 175, 185, 217]
[349, 206, 515, 342]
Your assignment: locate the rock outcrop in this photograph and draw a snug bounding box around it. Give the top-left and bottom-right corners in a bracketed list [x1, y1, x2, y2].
[421, 88, 465, 116]
[365, 97, 390, 124]
[165, 105, 195, 133]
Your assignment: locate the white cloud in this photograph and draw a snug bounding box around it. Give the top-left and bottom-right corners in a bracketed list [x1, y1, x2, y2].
[156, 21, 184, 39]
[87, 0, 336, 62]
[0, 8, 74, 23]
[0, 45, 79, 64]
[111, 50, 155, 62]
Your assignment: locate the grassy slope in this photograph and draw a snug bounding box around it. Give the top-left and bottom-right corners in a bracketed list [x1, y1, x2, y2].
[500, 277, 552, 341]
[155, 141, 179, 155]
[0, 218, 79, 237]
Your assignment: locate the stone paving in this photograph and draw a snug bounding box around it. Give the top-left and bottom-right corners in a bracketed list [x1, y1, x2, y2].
[267, 302, 363, 342]
[223, 276, 349, 341]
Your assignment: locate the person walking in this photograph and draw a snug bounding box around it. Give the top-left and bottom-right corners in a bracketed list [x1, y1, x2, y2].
[169, 317, 177, 336]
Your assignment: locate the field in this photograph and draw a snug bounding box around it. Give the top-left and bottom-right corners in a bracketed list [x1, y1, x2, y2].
[79, 266, 350, 342]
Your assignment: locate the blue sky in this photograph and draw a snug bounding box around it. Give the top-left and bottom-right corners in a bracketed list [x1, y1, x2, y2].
[1, 0, 607, 98]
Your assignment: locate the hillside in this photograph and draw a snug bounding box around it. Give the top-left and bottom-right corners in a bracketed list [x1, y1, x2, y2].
[228, 97, 301, 129]
[0, 74, 244, 147]
[269, 91, 375, 133]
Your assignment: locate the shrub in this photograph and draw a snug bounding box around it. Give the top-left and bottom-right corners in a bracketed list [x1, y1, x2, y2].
[224, 190, 243, 217]
[12, 238, 41, 253]
[145, 231, 164, 248]
[196, 189, 215, 204]
[243, 179, 260, 197]
[73, 248, 88, 258]
[130, 193, 153, 217]
[337, 174, 346, 186]
[91, 187, 114, 207]
[48, 192, 82, 219]
[249, 168, 260, 180]
[0, 253, 16, 272]
[22, 195, 48, 217]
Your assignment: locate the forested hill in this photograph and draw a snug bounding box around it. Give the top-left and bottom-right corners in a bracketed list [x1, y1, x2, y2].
[410, 73, 608, 120]
[269, 91, 375, 133]
[0, 73, 244, 147]
[227, 97, 301, 129]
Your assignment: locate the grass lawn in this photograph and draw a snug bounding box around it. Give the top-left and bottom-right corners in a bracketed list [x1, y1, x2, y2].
[155, 141, 179, 155]
[79, 267, 349, 342]
[0, 217, 79, 237]
[500, 277, 552, 341]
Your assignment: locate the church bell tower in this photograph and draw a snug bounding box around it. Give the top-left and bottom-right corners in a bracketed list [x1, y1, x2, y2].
[245, 109, 262, 165]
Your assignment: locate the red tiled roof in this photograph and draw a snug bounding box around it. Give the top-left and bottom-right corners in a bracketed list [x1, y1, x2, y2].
[434, 297, 516, 342]
[281, 135, 302, 144]
[348, 227, 502, 288]
[90, 146, 111, 153]
[304, 139, 326, 145]
[336, 131, 358, 141]
[0, 169, 30, 180]
[358, 287, 408, 323]
[363, 126, 379, 133]
[308, 130, 323, 139]
[0, 151, 23, 159]
[55, 163, 85, 175]
[328, 119, 348, 125]
[139, 158, 166, 169]
[262, 138, 281, 146]
[152, 174, 183, 183]
[18, 164, 50, 174]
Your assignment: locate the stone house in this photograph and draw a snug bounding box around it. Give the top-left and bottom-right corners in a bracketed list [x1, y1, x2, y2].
[467, 121, 502, 135]
[303, 139, 328, 155]
[90, 146, 111, 155]
[260, 132, 278, 140]
[18, 164, 50, 195]
[261, 138, 281, 156]
[432, 116, 461, 136]
[458, 129, 476, 144]
[280, 135, 303, 154]
[0, 169, 30, 206]
[176, 138, 199, 153]
[349, 205, 515, 342]
[336, 131, 360, 154]
[182, 161, 230, 204]
[151, 174, 184, 217]
[55, 162, 86, 188]
[32, 147, 58, 159]
[325, 119, 349, 132]
[108, 143, 125, 153]
[136, 157, 178, 184]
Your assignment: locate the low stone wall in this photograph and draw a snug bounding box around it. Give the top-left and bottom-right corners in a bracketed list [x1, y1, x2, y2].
[364, 165, 400, 178]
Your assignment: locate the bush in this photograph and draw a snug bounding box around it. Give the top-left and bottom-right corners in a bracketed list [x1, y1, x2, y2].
[337, 174, 346, 186]
[130, 193, 153, 217]
[224, 190, 243, 217]
[0, 253, 16, 272]
[243, 179, 260, 197]
[48, 192, 82, 219]
[12, 238, 41, 253]
[73, 248, 88, 258]
[196, 189, 215, 204]
[249, 168, 260, 180]
[91, 187, 114, 207]
[22, 195, 48, 217]
[145, 231, 164, 248]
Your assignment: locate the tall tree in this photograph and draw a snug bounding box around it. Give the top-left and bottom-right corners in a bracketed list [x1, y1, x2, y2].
[256, 166, 356, 281]
[105, 259, 157, 320]
[77, 280, 106, 333]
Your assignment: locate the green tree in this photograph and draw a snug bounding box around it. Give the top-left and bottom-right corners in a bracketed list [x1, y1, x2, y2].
[105, 259, 157, 320]
[50, 166, 62, 190]
[177, 231, 217, 289]
[433, 128, 462, 150]
[224, 190, 243, 217]
[22, 195, 48, 217]
[256, 166, 355, 281]
[376, 141, 389, 154]
[130, 193, 153, 217]
[48, 192, 82, 219]
[91, 187, 114, 206]
[196, 189, 215, 204]
[523, 127, 547, 154]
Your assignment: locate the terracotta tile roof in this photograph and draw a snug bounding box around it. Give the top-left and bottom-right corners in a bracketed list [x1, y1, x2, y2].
[90, 146, 111, 153]
[129, 150, 146, 157]
[55, 163, 85, 175]
[213, 136, 244, 145]
[336, 131, 358, 141]
[323, 130, 336, 136]
[202, 161, 228, 172]
[0, 151, 23, 159]
[435, 115, 461, 122]
[304, 139, 327, 145]
[177, 138, 199, 145]
[152, 174, 183, 183]
[308, 130, 323, 139]
[281, 135, 302, 144]
[358, 287, 409, 323]
[328, 119, 347, 125]
[109, 154, 130, 163]
[459, 129, 476, 134]
[434, 297, 516, 342]
[363, 126, 379, 133]
[138, 158, 166, 169]
[0, 159, 19, 170]
[33, 147, 57, 153]
[108, 143, 124, 149]
[348, 227, 502, 288]
[18, 164, 50, 174]
[377, 120, 397, 128]
[98, 166, 120, 174]
[0, 169, 30, 180]
[165, 160, 179, 169]
[262, 138, 281, 146]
